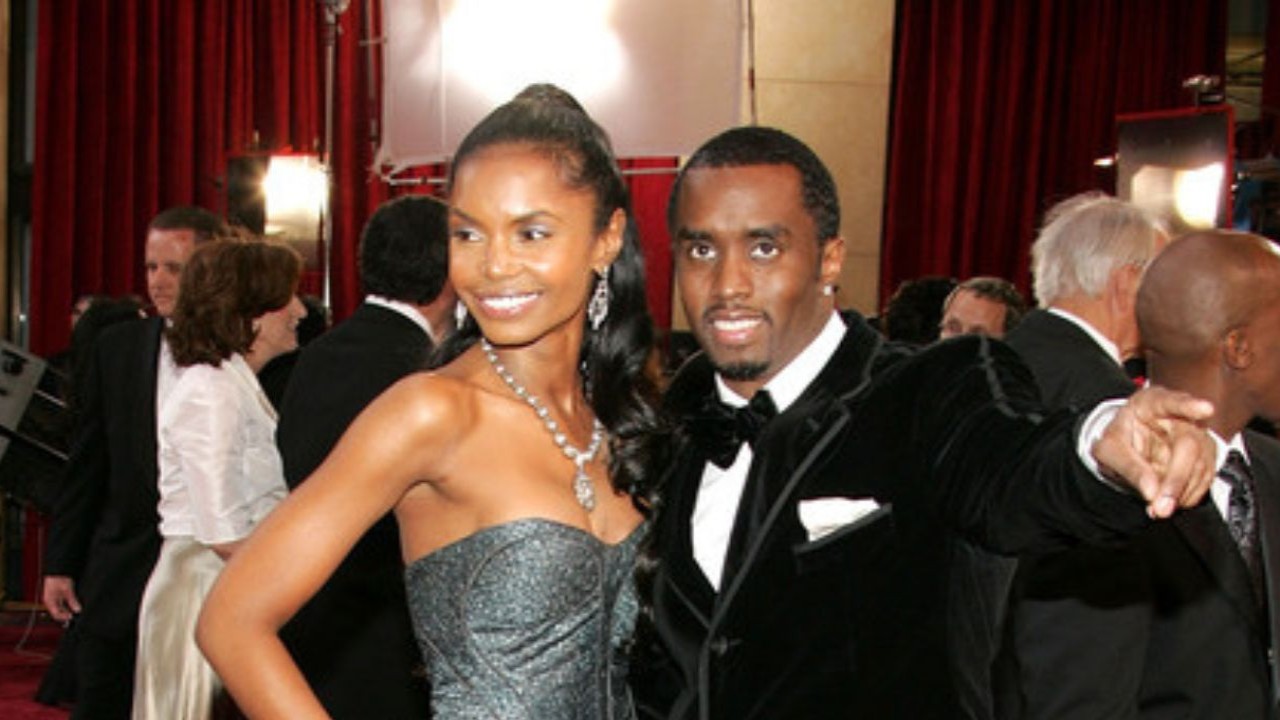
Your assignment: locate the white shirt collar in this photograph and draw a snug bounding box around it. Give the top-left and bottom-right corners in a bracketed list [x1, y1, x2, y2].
[365, 295, 435, 341]
[1047, 307, 1122, 366]
[1209, 429, 1250, 471]
[714, 311, 847, 412]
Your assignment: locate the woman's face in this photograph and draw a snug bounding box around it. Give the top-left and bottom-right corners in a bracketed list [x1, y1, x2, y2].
[252, 295, 305, 363]
[448, 143, 622, 348]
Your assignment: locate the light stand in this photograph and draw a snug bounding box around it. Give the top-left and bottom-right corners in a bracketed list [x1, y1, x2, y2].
[318, 0, 351, 318]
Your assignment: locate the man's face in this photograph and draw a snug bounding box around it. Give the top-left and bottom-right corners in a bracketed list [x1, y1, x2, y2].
[672, 164, 844, 398]
[144, 228, 197, 318]
[939, 289, 1008, 339]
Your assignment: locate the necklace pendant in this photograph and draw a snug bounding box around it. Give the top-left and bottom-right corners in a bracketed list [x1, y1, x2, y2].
[481, 338, 604, 513]
[573, 466, 597, 511]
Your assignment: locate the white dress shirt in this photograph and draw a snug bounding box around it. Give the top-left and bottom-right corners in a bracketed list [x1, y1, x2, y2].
[156, 353, 287, 544]
[692, 312, 848, 589]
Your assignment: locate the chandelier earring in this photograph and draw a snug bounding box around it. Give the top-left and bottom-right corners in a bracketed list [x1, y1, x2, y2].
[587, 266, 611, 331]
[454, 300, 469, 328]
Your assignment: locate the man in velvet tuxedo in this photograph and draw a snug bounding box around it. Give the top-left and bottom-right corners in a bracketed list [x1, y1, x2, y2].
[999, 194, 1170, 719]
[42, 206, 226, 720]
[631, 127, 1215, 720]
[1025, 230, 1280, 718]
[274, 195, 454, 719]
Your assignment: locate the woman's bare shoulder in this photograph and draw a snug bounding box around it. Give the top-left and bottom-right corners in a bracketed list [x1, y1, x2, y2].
[368, 370, 480, 434]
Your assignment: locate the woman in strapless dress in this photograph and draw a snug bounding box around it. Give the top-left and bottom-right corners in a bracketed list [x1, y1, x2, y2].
[197, 84, 666, 720]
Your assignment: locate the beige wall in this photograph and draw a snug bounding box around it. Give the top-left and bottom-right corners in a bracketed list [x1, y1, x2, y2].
[670, 0, 894, 328]
[752, 0, 894, 316]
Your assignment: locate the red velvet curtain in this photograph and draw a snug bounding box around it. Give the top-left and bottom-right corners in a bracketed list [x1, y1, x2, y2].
[34, 0, 349, 356]
[882, 0, 1226, 306]
[30, 1, 676, 358]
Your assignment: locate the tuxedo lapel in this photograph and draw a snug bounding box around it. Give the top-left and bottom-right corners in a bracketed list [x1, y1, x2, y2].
[1245, 432, 1280, 709]
[664, 444, 718, 622]
[715, 317, 882, 611]
[1172, 501, 1265, 635]
[131, 318, 164, 484]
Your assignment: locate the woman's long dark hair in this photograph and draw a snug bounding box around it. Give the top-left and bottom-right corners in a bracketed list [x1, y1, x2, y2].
[433, 85, 666, 510]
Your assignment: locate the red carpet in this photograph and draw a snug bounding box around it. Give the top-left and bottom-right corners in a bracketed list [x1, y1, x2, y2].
[0, 612, 70, 720]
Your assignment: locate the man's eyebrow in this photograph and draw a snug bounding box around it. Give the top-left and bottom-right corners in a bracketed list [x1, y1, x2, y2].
[746, 224, 788, 240]
[674, 227, 712, 241]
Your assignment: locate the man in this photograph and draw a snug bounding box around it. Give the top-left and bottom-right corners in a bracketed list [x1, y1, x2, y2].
[274, 194, 453, 719]
[1000, 193, 1169, 720]
[42, 206, 227, 719]
[1006, 192, 1166, 408]
[1097, 230, 1280, 718]
[938, 276, 1027, 339]
[631, 127, 1212, 720]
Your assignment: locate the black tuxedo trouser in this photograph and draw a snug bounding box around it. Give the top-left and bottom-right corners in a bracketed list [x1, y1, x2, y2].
[71, 630, 135, 720]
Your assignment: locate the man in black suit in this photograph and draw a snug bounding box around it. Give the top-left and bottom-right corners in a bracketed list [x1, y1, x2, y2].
[42, 206, 227, 720]
[631, 127, 1214, 720]
[1000, 194, 1170, 719]
[1105, 230, 1280, 718]
[274, 194, 453, 719]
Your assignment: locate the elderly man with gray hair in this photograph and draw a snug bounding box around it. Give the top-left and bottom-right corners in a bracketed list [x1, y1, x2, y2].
[992, 192, 1171, 720]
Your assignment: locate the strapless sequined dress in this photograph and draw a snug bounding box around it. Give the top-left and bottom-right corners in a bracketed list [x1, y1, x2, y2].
[404, 518, 644, 719]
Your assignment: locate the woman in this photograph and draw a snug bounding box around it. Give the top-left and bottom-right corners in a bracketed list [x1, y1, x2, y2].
[198, 87, 664, 718]
[133, 239, 305, 720]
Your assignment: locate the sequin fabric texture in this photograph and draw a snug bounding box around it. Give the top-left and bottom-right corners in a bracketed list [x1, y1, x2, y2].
[405, 518, 643, 719]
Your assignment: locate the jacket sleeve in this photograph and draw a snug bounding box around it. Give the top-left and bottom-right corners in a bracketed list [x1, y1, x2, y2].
[853, 336, 1152, 555]
[44, 338, 110, 578]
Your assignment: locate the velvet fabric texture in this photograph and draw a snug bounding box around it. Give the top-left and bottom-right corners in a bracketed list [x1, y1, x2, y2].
[633, 314, 1151, 719]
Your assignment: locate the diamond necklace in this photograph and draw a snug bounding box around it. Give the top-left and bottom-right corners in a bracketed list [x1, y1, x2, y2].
[481, 339, 604, 511]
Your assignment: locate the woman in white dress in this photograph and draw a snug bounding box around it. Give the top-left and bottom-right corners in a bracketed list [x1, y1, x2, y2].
[132, 239, 305, 720]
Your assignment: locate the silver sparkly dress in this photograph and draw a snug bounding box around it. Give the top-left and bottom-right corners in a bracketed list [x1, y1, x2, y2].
[405, 518, 643, 719]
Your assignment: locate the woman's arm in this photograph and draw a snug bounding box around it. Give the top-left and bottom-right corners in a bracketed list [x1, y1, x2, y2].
[197, 374, 465, 719]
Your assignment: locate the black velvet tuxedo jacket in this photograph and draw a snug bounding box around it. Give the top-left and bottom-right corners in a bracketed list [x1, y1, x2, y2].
[275, 302, 433, 719]
[1002, 308, 1148, 720]
[45, 317, 165, 640]
[633, 314, 1153, 720]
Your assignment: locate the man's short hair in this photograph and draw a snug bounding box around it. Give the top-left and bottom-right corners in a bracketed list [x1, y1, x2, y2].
[669, 126, 840, 242]
[944, 276, 1028, 332]
[148, 206, 229, 244]
[359, 195, 450, 304]
[1030, 193, 1166, 307]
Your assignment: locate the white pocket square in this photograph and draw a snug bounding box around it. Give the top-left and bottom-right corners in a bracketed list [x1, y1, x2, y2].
[798, 497, 882, 542]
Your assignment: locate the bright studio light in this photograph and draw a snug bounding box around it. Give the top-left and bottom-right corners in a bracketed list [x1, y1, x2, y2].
[1131, 162, 1225, 231]
[1172, 162, 1224, 229]
[263, 155, 327, 238]
[441, 0, 625, 107]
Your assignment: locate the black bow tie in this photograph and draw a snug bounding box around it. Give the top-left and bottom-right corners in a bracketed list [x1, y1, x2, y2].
[689, 390, 778, 469]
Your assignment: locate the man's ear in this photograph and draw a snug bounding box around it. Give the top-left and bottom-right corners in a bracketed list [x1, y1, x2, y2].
[592, 208, 626, 271]
[1223, 327, 1253, 371]
[1109, 264, 1142, 317]
[819, 236, 846, 295]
